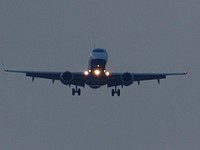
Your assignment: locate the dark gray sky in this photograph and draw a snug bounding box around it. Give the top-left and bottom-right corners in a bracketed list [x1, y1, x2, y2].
[0, 0, 199, 150]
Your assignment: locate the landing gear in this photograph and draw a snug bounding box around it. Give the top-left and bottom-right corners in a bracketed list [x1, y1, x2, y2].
[111, 86, 120, 96]
[72, 86, 81, 96]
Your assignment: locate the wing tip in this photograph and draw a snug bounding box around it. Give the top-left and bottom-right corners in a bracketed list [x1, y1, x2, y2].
[184, 65, 190, 75]
[184, 71, 189, 75]
[1, 62, 8, 72]
[184, 66, 190, 75]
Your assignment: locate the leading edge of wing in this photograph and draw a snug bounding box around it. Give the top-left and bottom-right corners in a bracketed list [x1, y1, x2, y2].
[132, 72, 188, 82]
[2, 63, 62, 75]
[111, 71, 188, 76]
[132, 72, 188, 76]
[3, 67, 62, 75]
[2, 65, 62, 80]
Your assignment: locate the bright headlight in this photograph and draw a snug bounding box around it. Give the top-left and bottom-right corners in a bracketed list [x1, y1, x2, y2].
[84, 71, 89, 76]
[94, 69, 101, 76]
[105, 71, 110, 76]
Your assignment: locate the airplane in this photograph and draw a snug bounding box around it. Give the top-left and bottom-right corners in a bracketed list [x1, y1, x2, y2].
[3, 48, 188, 96]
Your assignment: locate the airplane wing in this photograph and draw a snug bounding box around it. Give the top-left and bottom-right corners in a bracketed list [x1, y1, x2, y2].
[3, 66, 187, 88]
[4, 68, 61, 80]
[3, 68, 85, 87]
[107, 72, 188, 87]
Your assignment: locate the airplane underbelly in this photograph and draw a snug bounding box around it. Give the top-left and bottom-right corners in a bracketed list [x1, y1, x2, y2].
[86, 77, 107, 88]
[89, 85, 101, 89]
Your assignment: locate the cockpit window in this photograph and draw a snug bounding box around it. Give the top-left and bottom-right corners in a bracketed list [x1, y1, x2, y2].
[90, 48, 108, 58]
[93, 49, 106, 53]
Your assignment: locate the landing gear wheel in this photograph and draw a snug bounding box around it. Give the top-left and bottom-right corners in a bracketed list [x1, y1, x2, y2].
[72, 86, 81, 96]
[72, 88, 75, 96]
[117, 89, 120, 96]
[78, 88, 81, 96]
[111, 86, 121, 96]
[112, 89, 115, 96]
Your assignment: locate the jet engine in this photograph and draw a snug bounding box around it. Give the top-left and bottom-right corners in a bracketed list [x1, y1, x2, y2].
[60, 71, 73, 85]
[121, 72, 134, 86]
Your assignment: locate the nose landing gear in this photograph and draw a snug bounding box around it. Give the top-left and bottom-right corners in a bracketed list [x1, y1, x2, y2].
[72, 85, 81, 96]
[111, 86, 120, 96]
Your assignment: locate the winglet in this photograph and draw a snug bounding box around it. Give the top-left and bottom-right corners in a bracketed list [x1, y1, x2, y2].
[184, 71, 189, 75]
[1, 62, 8, 72]
[184, 65, 190, 75]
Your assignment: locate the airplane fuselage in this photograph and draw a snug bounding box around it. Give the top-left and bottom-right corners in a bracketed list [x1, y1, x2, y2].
[88, 48, 108, 71]
[85, 48, 109, 89]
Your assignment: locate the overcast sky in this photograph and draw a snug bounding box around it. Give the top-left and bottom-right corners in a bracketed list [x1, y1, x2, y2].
[0, 0, 199, 150]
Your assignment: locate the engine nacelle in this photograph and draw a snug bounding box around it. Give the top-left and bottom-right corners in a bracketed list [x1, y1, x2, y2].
[121, 72, 134, 86]
[60, 71, 73, 85]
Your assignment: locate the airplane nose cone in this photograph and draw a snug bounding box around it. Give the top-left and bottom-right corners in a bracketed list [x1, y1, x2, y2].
[90, 48, 108, 61]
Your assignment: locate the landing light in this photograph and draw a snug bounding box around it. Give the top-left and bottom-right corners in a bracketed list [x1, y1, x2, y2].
[105, 71, 110, 76]
[94, 69, 101, 76]
[84, 71, 89, 76]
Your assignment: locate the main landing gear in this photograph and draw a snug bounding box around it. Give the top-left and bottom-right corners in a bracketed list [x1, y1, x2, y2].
[72, 85, 81, 96]
[111, 86, 120, 96]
